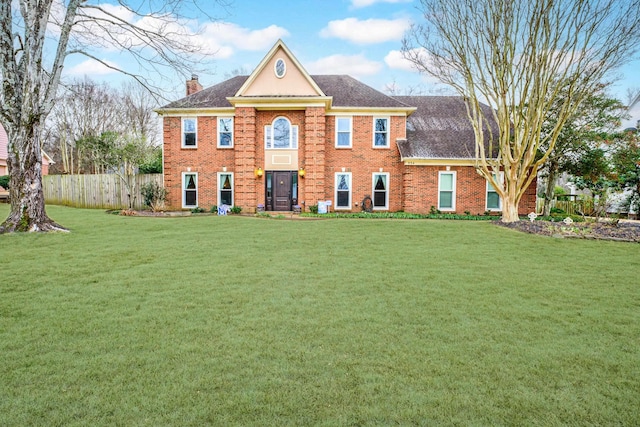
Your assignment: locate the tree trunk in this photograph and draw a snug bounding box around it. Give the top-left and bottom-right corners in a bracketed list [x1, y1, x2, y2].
[542, 159, 559, 217]
[0, 125, 67, 233]
[501, 196, 520, 222]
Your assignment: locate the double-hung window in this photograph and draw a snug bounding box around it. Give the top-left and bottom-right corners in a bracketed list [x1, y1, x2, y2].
[486, 173, 503, 211]
[182, 172, 198, 208]
[218, 117, 233, 148]
[335, 172, 352, 209]
[336, 117, 352, 148]
[372, 172, 389, 210]
[265, 117, 298, 149]
[182, 118, 197, 148]
[438, 171, 456, 211]
[218, 172, 233, 206]
[373, 117, 389, 148]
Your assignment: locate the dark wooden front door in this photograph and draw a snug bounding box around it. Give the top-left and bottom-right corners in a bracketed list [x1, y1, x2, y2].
[273, 171, 292, 211]
[266, 171, 298, 211]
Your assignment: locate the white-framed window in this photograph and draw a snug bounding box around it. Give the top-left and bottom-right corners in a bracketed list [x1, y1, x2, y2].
[265, 117, 298, 149]
[438, 171, 456, 211]
[218, 172, 233, 206]
[335, 172, 352, 209]
[182, 117, 197, 148]
[373, 117, 389, 148]
[335, 117, 352, 148]
[182, 172, 198, 208]
[218, 117, 233, 148]
[372, 172, 389, 210]
[486, 173, 503, 211]
[274, 58, 286, 78]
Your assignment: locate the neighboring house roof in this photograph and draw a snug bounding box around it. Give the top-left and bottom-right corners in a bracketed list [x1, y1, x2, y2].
[160, 75, 411, 110]
[394, 96, 498, 160]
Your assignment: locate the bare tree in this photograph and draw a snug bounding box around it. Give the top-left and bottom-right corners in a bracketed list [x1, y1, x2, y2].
[0, 0, 224, 233]
[403, 0, 640, 222]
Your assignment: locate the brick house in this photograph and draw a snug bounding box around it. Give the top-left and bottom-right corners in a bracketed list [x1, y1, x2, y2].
[157, 40, 536, 214]
[0, 124, 53, 177]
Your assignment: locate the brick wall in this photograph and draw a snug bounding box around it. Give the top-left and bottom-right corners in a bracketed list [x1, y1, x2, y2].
[163, 111, 537, 215]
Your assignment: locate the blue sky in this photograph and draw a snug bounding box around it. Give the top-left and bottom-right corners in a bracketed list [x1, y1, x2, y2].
[63, 0, 639, 105]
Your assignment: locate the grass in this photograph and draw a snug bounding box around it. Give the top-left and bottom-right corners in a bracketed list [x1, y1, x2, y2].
[1, 205, 639, 426]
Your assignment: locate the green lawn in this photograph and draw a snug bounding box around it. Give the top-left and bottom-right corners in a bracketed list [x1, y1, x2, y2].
[1, 205, 639, 426]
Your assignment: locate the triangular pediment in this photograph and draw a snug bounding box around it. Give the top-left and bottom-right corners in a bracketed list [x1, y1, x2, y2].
[235, 40, 325, 97]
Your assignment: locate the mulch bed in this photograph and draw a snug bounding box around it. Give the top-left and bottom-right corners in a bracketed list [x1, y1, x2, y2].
[495, 219, 640, 243]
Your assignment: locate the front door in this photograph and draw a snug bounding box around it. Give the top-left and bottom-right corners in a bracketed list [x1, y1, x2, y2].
[266, 171, 298, 211]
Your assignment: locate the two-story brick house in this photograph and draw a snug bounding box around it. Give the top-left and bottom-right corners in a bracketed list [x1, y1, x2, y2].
[157, 40, 536, 214]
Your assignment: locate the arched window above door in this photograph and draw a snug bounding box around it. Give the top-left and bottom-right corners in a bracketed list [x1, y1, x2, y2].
[265, 117, 298, 149]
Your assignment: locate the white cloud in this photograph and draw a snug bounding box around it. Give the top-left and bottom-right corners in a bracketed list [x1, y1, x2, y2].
[385, 49, 444, 86]
[66, 59, 120, 76]
[320, 17, 410, 44]
[351, 0, 412, 8]
[306, 54, 383, 77]
[384, 49, 417, 72]
[200, 22, 289, 53]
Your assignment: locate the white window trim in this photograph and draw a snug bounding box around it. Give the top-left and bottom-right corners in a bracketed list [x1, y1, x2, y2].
[217, 117, 234, 148]
[372, 172, 389, 210]
[274, 58, 286, 78]
[372, 117, 390, 148]
[335, 117, 352, 148]
[438, 171, 456, 211]
[217, 172, 234, 207]
[335, 172, 352, 210]
[182, 172, 198, 208]
[181, 117, 197, 148]
[486, 172, 504, 211]
[265, 117, 297, 149]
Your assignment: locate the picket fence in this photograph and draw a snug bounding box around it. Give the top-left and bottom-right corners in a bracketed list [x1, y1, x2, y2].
[42, 174, 162, 210]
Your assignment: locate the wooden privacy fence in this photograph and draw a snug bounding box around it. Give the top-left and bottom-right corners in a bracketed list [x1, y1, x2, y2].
[43, 174, 162, 210]
[536, 198, 595, 216]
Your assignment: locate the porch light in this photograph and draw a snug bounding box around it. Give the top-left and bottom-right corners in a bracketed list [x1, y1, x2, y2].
[298, 167, 305, 178]
[255, 167, 263, 178]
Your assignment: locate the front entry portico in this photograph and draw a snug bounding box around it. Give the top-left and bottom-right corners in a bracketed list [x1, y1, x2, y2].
[265, 171, 298, 211]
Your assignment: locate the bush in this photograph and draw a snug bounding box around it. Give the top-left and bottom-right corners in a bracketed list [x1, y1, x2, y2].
[550, 207, 566, 214]
[210, 205, 218, 214]
[309, 204, 318, 214]
[230, 206, 242, 214]
[140, 181, 167, 212]
[191, 207, 205, 213]
[0, 175, 9, 190]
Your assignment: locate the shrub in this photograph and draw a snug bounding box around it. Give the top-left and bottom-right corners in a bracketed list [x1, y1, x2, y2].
[140, 181, 167, 212]
[230, 206, 242, 214]
[0, 175, 9, 190]
[191, 207, 205, 213]
[309, 204, 318, 214]
[210, 205, 218, 214]
[550, 207, 566, 214]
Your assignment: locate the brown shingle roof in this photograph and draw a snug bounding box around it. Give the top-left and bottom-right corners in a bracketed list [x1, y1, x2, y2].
[160, 75, 411, 110]
[393, 96, 498, 160]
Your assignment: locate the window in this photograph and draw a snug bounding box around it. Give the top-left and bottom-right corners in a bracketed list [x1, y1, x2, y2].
[182, 118, 197, 148]
[265, 117, 298, 149]
[274, 58, 286, 78]
[182, 172, 198, 208]
[335, 117, 352, 148]
[218, 117, 233, 148]
[218, 172, 233, 206]
[372, 173, 389, 210]
[335, 172, 352, 209]
[373, 117, 389, 147]
[438, 171, 456, 211]
[487, 173, 503, 211]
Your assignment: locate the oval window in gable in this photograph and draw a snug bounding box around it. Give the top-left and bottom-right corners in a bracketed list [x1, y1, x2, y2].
[274, 58, 286, 78]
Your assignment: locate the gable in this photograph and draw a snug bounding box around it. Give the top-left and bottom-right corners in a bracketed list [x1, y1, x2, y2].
[237, 41, 324, 97]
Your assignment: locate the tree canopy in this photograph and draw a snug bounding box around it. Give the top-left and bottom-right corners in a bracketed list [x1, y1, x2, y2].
[403, 0, 640, 221]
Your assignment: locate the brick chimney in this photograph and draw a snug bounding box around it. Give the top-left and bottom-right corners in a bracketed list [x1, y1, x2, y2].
[186, 74, 203, 96]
